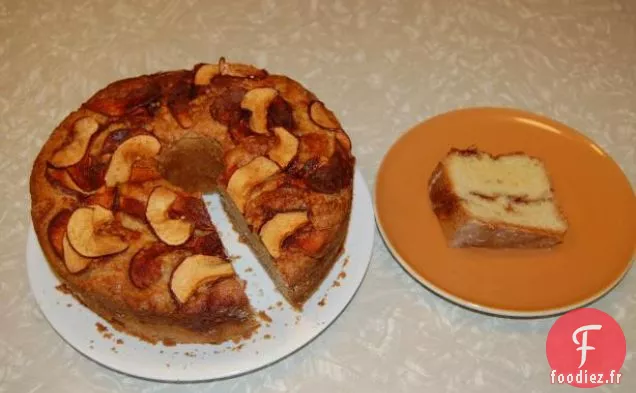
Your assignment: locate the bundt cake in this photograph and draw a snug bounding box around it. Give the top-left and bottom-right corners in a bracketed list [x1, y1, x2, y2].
[29, 58, 355, 344]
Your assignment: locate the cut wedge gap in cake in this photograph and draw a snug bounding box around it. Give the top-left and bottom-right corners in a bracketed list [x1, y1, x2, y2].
[428, 148, 568, 248]
[157, 136, 315, 309]
[218, 190, 297, 303]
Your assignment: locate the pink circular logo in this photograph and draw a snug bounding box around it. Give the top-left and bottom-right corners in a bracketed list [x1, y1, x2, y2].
[546, 308, 626, 388]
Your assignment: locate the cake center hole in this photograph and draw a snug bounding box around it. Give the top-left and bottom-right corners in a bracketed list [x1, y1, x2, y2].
[158, 134, 223, 193]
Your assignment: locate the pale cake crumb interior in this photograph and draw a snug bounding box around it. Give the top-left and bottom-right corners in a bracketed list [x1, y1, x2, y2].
[446, 152, 567, 232]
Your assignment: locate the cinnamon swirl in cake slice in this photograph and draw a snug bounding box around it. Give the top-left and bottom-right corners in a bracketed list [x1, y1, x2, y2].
[428, 148, 568, 248]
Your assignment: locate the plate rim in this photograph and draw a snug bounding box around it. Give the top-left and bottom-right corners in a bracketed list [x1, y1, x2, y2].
[374, 106, 635, 318]
[27, 168, 375, 382]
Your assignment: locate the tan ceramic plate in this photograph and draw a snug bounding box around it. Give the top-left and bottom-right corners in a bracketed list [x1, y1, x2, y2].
[375, 107, 636, 317]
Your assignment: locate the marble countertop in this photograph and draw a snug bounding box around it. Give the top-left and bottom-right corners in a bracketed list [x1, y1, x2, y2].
[1, 0, 634, 391]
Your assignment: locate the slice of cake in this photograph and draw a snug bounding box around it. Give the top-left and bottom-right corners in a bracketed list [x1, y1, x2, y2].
[428, 148, 568, 248]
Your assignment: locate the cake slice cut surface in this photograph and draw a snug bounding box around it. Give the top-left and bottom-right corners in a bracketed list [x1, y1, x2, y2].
[428, 148, 568, 248]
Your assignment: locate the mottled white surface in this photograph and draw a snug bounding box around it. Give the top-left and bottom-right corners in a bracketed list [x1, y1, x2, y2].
[1, 0, 634, 392]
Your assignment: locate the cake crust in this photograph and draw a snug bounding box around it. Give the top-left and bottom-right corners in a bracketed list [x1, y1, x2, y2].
[30, 59, 354, 344]
[428, 150, 566, 248]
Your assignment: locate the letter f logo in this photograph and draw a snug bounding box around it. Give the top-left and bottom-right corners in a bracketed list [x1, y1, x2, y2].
[572, 324, 602, 368]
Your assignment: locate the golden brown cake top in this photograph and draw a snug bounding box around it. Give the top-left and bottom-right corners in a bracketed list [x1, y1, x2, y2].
[30, 58, 354, 317]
